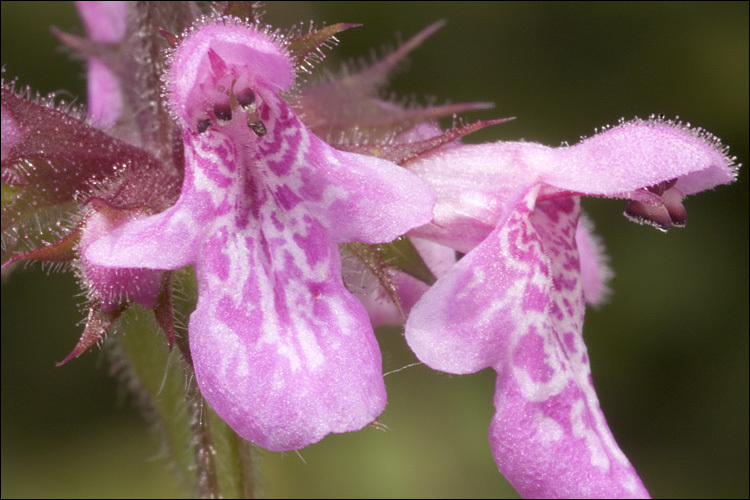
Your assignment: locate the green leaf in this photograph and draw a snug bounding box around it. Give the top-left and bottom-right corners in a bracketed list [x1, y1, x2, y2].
[1, 183, 21, 209]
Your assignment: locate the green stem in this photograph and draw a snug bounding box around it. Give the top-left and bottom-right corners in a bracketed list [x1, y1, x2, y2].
[188, 377, 220, 499]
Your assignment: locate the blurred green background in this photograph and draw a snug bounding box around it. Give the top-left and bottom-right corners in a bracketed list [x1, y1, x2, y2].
[2, 2, 747, 498]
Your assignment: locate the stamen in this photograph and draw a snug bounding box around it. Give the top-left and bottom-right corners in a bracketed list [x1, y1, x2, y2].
[197, 119, 211, 133]
[624, 178, 686, 231]
[236, 87, 255, 109]
[624, 200, 672, 232]
[214, 102, 232, 123]
[646, 178, 678, 196]
[662, 187, 687, 226]
[249, 120, 266, 137]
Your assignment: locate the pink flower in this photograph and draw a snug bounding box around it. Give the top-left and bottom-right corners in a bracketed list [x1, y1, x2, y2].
[2, 3, 744, 497]
[85, 19, 435, 451]
[75, 1, 127, 127]
[404, 117, 738, 498]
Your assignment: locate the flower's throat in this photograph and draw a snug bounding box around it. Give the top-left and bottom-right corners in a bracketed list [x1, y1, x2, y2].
[194, 49, 266, 137]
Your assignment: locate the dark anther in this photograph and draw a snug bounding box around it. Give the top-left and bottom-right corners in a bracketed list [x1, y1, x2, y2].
[623, 179, 686, 232]
[249, 120, 267, 137]
[213, 102, 232, 123]
[646, 178, 678, 196]
[624, 200, 672, 232]
[236, 88, 255, 109]
[197, 119, 211, 133]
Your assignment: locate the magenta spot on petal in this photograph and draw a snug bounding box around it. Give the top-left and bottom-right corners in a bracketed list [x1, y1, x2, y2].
[564, 298, 575, 318]
[235, 207, 249, 230]
[312, 294, 333, 321]
[216, 295, 236, 327]
[193, 141, 233, 189]
[267, 155, 291, 176]
[267, 128, 302, 177]
[553, 274, 578, 292]
[235, 170, 260, 228]
[258, 234, 272, 266]
[275, 184, 302, 210]
[216, 293, 263, 333]
[298, 166, 324, 201]
[272, 279, 291, 325]
[293, 216, 329, 267]
[205, 229, 230, 282]
[549, 301, 564, 321]
[215, 142, 236, 172]
[267, 236, 286, 255]
[283, 250, 303, 280]
[562, 253, 578, 271]
[307, 280, 325, 299]
[258, 132, 282, 157]
[244, 171, 260, 214]
[513, 328, 554, 383]
[538, 381, 582, 434]
[270, 212, 284, 232]
[507, 221, 540, 264]
[521, 283, 548, 313]
[305, 280, 339, 323]
[202, 163, 233, 189]
[190, 190, 225, 222]
[539, 261, 550, 276]
[260, 104, 270, 121]
[563, 331, 577, 353]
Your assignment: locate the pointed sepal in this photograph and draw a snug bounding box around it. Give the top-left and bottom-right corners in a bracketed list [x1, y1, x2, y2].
[343, 241, 404, 319]
[337, 118, 513, 165]
[57, 302, 125, 366]
[288, 23, 361, 71]
[153, 271, 178, 351]
[2, 225, 81, 269]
